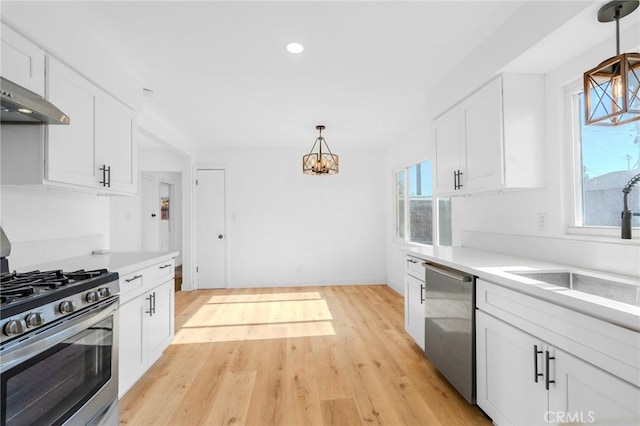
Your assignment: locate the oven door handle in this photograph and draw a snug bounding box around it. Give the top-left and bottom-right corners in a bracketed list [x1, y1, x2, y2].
[0, 297, 119, 373]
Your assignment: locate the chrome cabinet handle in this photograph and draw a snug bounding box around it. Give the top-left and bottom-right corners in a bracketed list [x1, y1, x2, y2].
[545, 350, 556, 390]
[125, 275, 142, 283]
[533, 345, 543, 383]
[146, 294, 153, 316]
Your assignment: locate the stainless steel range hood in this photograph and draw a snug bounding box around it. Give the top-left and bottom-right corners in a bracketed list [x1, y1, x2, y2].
[1, 77, 69, 125]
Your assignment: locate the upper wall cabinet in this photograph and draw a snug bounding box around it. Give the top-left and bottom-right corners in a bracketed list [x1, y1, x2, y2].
[1, 25, 45, 95]
[47, 57, 137, 194]
[433, 74, 546, 195]
[0, 57, 137, 195]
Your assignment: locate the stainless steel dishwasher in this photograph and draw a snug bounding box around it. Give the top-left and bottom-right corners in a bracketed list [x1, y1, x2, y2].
[422, 261, 476, 404]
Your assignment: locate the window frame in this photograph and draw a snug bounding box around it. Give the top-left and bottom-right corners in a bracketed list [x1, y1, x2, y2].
[394, 158, 444, 246]
[565, 80, 639, 239]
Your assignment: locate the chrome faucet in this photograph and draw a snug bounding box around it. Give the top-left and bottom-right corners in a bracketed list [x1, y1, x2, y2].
[622, 173, 640, 239]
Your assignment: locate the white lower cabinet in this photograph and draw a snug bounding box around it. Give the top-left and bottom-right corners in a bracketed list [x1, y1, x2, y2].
[477, 308, 640, 425]
[118, 259, 175, 398]
[405, 256, 425, 350]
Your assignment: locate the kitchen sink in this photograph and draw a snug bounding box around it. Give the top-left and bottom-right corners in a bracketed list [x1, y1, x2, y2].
[511, 271, 640, 307]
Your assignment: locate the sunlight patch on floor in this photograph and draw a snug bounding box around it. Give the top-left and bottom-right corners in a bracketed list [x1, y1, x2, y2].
[182, 298, 333, 328]
[173, 320, 336, 343]
[175, 293, 336, 343]
[205, 291, 322, 304]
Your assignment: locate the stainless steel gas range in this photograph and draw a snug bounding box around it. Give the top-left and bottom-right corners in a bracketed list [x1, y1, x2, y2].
[0, 228, 120, 426]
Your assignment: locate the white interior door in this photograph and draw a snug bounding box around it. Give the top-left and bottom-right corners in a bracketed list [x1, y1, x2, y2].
[141, 174, 160, 251]
[195, 169, 226, 289]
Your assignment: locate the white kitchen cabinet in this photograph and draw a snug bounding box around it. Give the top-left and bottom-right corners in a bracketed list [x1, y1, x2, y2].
[476, 280, 640, 426]
[146, 279, 174, 362]
[118, 295, 146, 395]
[549, 347, 640, 425]
[102, 93, 137, 193]
[476, 310, 549, 426]
[118, 259, 175, 398]
[1, 25, 45, 95]
[434, 74, 545, 195]
[0, 56, 137, 195]
[47, 56, 103, 188]
[405, 256, 425, 350]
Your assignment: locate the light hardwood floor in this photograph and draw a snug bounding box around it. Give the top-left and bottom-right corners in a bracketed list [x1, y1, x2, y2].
[119, 285, 490, 426]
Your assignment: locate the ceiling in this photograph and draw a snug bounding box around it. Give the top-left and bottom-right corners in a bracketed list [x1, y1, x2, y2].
[1, 1, 606, 151]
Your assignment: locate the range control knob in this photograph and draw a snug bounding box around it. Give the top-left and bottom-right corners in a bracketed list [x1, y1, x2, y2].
[25, 312, 45, 328]
[98, 287, 112, 298]
[3, 319, 27, 336]
[59, 300, 77, 314]
[86, 291, 100, 303]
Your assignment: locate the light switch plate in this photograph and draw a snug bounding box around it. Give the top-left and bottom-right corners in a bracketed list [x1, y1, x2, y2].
[537, 212, 548, 231]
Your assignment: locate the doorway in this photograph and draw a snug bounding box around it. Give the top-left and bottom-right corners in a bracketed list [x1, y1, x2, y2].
[141, 171, 183, 260]
[195, 169, 226, 289]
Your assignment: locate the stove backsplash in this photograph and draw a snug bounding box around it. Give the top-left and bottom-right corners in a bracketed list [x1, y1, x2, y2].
[1, 187, 109, 270]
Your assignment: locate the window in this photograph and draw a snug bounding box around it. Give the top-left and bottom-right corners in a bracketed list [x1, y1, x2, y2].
[571, 89, 640, 230]
[395, 170, 405, 240]
[395, 160, 451, 245]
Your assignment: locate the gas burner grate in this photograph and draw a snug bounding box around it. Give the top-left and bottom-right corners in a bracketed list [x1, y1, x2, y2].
[64, 269, 109, 280]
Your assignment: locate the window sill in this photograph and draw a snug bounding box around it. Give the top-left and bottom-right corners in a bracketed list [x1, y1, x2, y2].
[566, 226, 639, 243]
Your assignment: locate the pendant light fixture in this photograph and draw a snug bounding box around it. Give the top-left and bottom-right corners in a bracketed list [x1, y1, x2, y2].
[302, 125, 339, 175]
[583, 0, 640, 126]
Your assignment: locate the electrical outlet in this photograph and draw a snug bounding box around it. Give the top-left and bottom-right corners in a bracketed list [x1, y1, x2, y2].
[537, 213, 548, 231]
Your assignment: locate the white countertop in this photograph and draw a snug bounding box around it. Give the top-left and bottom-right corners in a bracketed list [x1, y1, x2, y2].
[19, 251, 179, 277]
[406, 246, 640, 332]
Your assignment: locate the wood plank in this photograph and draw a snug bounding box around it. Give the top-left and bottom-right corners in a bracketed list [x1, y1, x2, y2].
[320, 398, 363, 426]
[119, 285, 490, 426]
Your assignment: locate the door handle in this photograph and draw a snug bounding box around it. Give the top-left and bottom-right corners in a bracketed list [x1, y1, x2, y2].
[545, 350, 556, 390]
[420, 284, 425, 303]
[218, 234, 224, 239]
[533, 345, 543, 383]
[145, 294, 153, 316]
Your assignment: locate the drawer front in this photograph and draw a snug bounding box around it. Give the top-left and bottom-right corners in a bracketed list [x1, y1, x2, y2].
[149, 259, 174, 285]
[119, 268, 149, 302]
[405, 256, 425, 280]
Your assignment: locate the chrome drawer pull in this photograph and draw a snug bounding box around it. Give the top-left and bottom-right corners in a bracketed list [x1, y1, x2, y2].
[159, 264, 171, 269]
[125, 275, 142, 283]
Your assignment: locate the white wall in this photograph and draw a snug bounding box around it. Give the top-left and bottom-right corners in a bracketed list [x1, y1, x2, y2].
[0, 187, 109, 268]
[195, 146, 387, 288]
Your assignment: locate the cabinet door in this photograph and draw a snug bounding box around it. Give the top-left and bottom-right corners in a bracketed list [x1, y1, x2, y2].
[146, 280, 174, 362]
[46, 57, 102, 187]
[118, 297, 145, 398]
[1, 26, 45, 95]
[548, 348, 640, 425]
[405, 274, 425, 350]
[476, 311, 548, 426]
[102, 94, 137, 193]
[462, 77, 503, 191]
[433, 108, 461, 194]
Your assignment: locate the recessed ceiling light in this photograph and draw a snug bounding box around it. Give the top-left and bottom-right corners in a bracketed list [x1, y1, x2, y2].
[286, 42, 304, 54]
